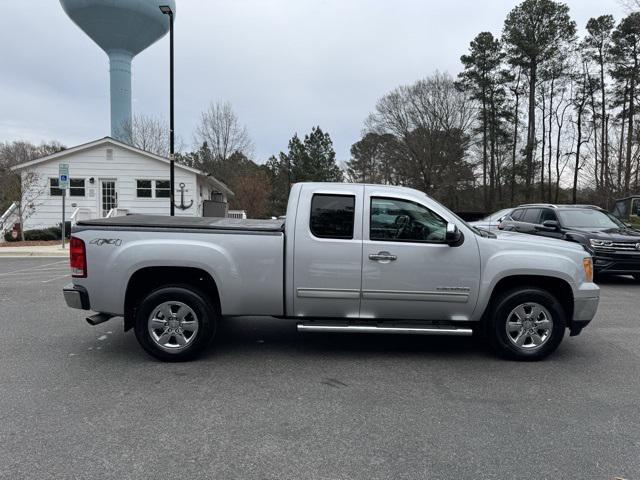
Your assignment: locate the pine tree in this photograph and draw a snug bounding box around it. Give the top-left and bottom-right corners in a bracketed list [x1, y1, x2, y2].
[458, 31, 511, 210]
[502, 0, 576, 200]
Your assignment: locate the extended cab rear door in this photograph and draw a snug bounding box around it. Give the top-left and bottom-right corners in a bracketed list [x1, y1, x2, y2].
[292, 184, 364, 318]
[360, 186, 481, 321]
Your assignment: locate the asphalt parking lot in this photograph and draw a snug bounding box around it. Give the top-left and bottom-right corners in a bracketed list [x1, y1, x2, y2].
[0, 257, 639, 479]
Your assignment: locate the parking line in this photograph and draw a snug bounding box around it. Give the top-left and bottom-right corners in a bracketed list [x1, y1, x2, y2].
[41, 274, 70, 283]
[0, 268, 70, 277]
[0, 260, 67, 276]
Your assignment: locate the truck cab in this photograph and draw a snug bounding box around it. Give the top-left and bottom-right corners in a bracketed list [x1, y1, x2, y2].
[287, 183, 478, 322]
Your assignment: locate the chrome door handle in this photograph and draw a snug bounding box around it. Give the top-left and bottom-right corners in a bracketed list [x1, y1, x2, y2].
[369, 251, 397, 261]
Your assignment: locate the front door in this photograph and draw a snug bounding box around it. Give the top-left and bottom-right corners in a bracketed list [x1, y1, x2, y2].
[100, 179, 118, 217]
[360, 187, 480, 321]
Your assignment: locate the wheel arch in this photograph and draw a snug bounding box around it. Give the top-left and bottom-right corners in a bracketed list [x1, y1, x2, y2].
[483, 275, 574, 325]
[123, 266, 221, 331]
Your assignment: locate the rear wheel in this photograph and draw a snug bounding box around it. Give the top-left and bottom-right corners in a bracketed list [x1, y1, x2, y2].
[134, 285, 218, 362]
[488, 287, 566, 361]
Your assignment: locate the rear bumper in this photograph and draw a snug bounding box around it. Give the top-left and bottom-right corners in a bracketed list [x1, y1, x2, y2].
[63, 283, 90, 310]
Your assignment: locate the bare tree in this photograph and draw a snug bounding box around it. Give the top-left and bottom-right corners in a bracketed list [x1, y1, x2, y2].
[2, 169, 48, 241]
[619, 0, 640, 12]
[120, 114, 170, 157]
[364, 72, 476, 206]
[195, 101, 253, 161]
[1, 141, 65, 215]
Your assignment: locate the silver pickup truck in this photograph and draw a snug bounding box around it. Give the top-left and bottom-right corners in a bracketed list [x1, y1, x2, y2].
[63, 182, 599, 361]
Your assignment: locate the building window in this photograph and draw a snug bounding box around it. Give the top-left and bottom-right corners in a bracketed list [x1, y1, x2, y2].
[69, 178, 85, 197]
[50, 178, 63, 196]
[155, 180, 171, 198]
[136, 180, 152, 198]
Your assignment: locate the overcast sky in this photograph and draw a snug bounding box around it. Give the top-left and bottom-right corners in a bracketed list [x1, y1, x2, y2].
[1, 0, 629, 163]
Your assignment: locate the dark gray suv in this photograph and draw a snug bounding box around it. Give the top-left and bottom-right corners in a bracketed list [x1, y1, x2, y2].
[500, 204, 640, 280]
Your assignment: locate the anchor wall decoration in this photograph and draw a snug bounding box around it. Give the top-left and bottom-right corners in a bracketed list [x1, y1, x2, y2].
[174, 182, 193, 210]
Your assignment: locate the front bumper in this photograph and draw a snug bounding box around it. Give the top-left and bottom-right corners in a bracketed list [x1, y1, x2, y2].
[63, 283, 90, 310]
[593, 252, 640, 275]
[570, 282, 600, 336]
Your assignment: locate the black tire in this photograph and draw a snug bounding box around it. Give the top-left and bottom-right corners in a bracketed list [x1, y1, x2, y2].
[134, 284, 218, 362]
[632, 273, 640, 282]
[488, 287, 566, 361]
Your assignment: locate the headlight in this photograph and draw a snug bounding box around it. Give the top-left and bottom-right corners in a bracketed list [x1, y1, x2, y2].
[583, 257, 593, 282]
[589, 239, 611, 247]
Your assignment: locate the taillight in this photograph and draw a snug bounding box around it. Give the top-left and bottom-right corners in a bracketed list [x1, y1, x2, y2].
[70, 236, 87, 278]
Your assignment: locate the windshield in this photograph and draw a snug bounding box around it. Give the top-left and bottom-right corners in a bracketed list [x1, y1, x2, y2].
[424, 195, 494, 238]
[557, 209, 625, 229]
[481, 208, 511, 222]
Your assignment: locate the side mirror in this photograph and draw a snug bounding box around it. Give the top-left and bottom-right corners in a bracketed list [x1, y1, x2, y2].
[540, 220, 559, 231]
[445, 222, 463, 245]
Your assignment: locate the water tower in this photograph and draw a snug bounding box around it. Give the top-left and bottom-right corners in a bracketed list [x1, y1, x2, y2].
[60, 0, 175, 140]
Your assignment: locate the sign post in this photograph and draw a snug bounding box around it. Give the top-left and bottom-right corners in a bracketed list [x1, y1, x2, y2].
[59, 164, 69, 249]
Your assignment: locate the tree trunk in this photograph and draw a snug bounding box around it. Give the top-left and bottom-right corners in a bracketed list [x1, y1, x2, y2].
[540, 92, 546, 202]
[625, 57, 637, 196]
[573, 105, 583, 204]
[548, 77, 555, 204]
[482, 94, 488, 211]
[525, 63, 537, 202]
[587, 70, 599, 192]
[555, 118, 563, 203]
[599, 48, 607, 190]
[548, 77, 555, 203]
[489, 92, 496, 211]
[619, 86, 628, 192]
[511, 70, 521, 205]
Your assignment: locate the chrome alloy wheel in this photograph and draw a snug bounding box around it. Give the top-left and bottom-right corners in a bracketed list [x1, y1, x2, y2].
[505, 302, 553, 351]
[148, 301, 199, 352]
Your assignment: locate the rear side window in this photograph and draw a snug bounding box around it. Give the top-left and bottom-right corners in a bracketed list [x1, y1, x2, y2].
[310, 194, 355, 239]
[522, 208, 541, 224]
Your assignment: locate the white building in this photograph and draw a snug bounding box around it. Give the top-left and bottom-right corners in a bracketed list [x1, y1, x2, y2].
[7, 137, 233, 231]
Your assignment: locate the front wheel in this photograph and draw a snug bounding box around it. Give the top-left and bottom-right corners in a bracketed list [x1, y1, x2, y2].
[134, 285, 218, 362]
[488, 287, 566, 361]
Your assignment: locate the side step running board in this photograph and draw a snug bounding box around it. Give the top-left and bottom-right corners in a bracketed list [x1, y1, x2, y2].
[297, 323, 473, 336]
[86, 313, 114, 326]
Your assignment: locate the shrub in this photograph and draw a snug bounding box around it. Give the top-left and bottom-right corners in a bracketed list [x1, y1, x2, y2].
[3, 221, 71, 242]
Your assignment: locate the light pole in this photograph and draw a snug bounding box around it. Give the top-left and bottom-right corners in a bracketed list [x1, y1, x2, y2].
[160, 5, 175, 216]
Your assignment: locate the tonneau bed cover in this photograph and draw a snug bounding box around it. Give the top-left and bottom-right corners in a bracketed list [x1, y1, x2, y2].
[76, 215, 285, 232]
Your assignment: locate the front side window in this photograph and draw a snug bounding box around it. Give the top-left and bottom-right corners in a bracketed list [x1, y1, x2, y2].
[370, 197, 447, 243]
[612, 200, 628, 219]
[49, 178, 63, 196]
[136, 180, 152, 198]
[521, 208, 541, 224]
[539, 209, 558, 223]
[69, 178, 85, 197]
[310, 194, 355, 239]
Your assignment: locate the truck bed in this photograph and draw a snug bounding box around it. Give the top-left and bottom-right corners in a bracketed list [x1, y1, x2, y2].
[76, 215, 285, 233]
